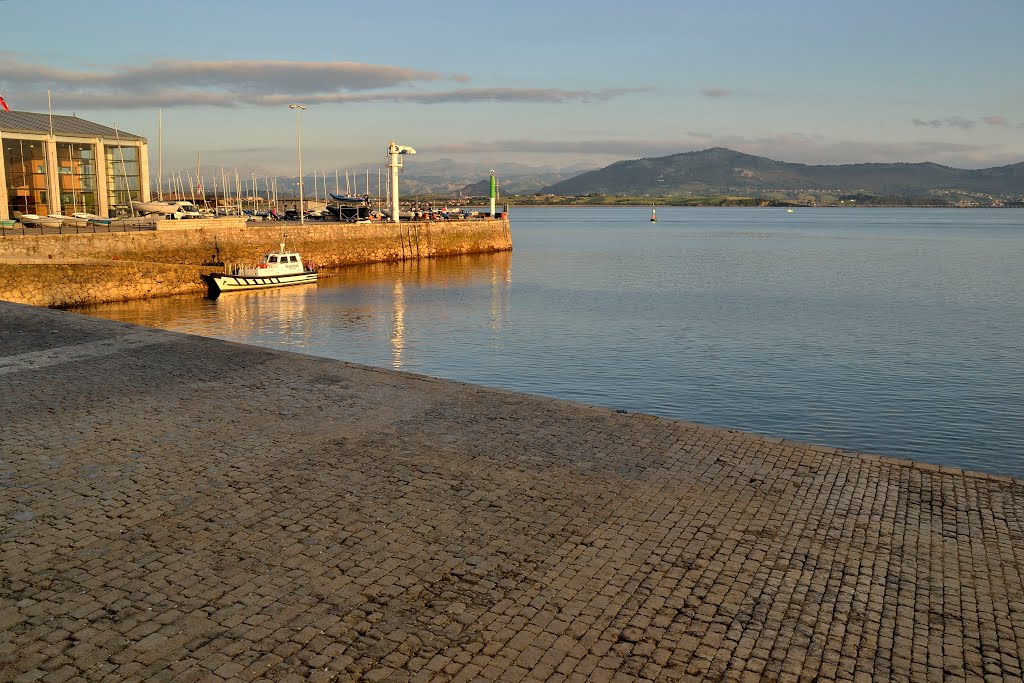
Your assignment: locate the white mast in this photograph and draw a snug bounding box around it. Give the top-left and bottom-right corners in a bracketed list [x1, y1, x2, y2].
[157, 109, 163, 200]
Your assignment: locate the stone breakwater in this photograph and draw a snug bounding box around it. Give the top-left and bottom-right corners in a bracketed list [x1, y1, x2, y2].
[0, 218, 512, 307]
[1, 301, 1022, 682]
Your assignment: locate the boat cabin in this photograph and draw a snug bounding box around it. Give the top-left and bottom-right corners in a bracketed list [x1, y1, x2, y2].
[230, 247, 308, 277]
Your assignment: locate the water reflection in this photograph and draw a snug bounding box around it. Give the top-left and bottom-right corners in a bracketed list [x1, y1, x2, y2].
[78, 208, 1024, 479]
[391, 280, 405, 370]
[81, 252, 513, 370]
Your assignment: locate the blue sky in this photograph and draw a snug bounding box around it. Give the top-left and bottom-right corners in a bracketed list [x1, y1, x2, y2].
[2, 0, 1022, 177]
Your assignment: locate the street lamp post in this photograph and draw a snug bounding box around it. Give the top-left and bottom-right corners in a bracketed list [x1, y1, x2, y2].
[289, 104, 306, 224]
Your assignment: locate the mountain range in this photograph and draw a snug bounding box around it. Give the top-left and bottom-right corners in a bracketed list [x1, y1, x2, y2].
[536, 148, 1024, 198]
[163, 149, 1023, 200]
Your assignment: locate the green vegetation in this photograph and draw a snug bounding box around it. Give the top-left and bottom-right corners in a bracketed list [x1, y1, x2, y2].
[530, 148, 1024, 206]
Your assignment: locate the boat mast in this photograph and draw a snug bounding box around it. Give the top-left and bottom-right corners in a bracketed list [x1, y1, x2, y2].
[113, 125, 136, 216]
[157, 109, 163, 201]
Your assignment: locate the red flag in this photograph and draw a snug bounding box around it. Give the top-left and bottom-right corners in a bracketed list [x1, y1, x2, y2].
[0, 95, 9, 112]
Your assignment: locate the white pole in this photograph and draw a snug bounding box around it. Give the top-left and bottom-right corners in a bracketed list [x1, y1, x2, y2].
[289, 104, 306, 224]
[157, 109, 163, 201]
[389, 143, 400, 224]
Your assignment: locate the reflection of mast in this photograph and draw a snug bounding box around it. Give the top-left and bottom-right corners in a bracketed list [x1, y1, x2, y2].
[390, 280, 406, 370]
[489, 255, 512, 336]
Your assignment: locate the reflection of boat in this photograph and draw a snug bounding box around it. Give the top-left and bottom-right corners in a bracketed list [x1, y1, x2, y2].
[650, 207, 657, 223]
[201, 241, 318, 295]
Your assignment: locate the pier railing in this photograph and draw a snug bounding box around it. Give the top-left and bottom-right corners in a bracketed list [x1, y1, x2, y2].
[0, 221, 159, 237]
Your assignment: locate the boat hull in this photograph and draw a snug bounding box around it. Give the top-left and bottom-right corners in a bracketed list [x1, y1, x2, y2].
[202, 270, 318, 294]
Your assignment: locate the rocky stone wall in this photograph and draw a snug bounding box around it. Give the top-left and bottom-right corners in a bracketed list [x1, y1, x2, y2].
[0, 218, 512, 307]
[0, 262, 213, 308]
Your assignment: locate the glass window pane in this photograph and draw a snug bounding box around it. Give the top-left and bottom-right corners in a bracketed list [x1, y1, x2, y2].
[4, 138, 49, 216]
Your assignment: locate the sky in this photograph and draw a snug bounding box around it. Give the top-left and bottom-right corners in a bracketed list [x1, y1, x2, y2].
[2, 0, 1023, 178]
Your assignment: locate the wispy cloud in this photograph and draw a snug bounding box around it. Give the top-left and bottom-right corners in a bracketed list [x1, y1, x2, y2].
[0, 57, 442, 93]
[0, 56, 645, 109]
[429, 138, 700, 158]
[911, 115, 1001, 129]
[426, 133, 1017, 168]
[701, 88, 732, 98]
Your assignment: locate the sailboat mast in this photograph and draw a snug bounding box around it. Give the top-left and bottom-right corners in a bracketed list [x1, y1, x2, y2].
[196, 152, 202, 206]
[157, 109, 163, 201]
[113, 125, 135, 216]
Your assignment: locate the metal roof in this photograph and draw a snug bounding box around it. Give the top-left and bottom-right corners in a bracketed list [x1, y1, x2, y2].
[0, 110, 146, 141]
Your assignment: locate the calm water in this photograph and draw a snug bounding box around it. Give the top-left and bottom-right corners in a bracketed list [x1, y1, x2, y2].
[80, 207, 1024, 478]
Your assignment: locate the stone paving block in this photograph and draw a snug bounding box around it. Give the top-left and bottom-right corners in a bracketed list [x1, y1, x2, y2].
[0, 302, 1022, 682]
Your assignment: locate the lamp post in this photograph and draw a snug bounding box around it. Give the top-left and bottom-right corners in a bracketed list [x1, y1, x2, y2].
[289, 104, 306, 224]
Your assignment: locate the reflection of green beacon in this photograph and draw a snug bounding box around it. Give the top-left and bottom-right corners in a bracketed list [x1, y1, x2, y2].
[489, 171, 497, 217]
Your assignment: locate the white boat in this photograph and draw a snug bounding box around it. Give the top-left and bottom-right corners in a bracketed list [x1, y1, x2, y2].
[55, 213, 104, 228]
[15, 213, 65, 229]
[202, 242, 318, 295]
[61, 215, 92, 228]
[131, 200, 203, 218]
[106, 216, 159, 229]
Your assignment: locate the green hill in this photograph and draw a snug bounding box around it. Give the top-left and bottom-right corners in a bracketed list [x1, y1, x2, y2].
[539, 148, 1024, 199]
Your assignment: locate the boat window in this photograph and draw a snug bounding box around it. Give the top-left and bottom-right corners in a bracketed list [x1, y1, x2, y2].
[268, 256, 278, 263]
[289, 256, 299, 262]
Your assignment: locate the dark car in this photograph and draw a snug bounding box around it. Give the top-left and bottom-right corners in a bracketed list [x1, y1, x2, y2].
[283, 209, 301, 221]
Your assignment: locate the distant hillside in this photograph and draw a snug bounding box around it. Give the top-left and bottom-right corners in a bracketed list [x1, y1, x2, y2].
[539, 148, 1024, 198]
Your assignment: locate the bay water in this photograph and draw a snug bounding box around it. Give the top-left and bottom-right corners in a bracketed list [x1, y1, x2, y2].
[80, 207, 1024, 478]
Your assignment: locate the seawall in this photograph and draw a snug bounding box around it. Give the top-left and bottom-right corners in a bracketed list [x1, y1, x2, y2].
[1, 301, 1021, 681]
[0, 217, 512, 307]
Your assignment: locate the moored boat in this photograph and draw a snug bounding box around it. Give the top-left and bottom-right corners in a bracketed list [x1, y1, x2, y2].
[61, 213, 104, 229]
[106, 216, 159, 229]
[15, 213, 65, 229]
[201, 241, 318, 295]
[131, 200, 202, 218]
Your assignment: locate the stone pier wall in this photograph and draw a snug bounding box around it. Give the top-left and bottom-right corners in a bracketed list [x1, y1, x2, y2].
[0, 261, 216, 308]
[0, 218, 512, 307]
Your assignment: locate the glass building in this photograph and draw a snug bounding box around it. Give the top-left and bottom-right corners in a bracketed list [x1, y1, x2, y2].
[0, 110, 149, 220]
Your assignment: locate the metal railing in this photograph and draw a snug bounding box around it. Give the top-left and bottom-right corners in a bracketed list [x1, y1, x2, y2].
[1, 220, 159, 236]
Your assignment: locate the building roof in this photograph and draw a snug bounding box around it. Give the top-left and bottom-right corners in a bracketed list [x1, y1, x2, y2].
[0, 110, 145, 141]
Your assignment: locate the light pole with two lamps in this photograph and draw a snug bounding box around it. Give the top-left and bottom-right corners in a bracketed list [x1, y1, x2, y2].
[289, 104, 306, 224]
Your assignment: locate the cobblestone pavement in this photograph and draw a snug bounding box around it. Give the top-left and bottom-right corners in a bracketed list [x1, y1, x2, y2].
[1, 301, 1022, 683]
